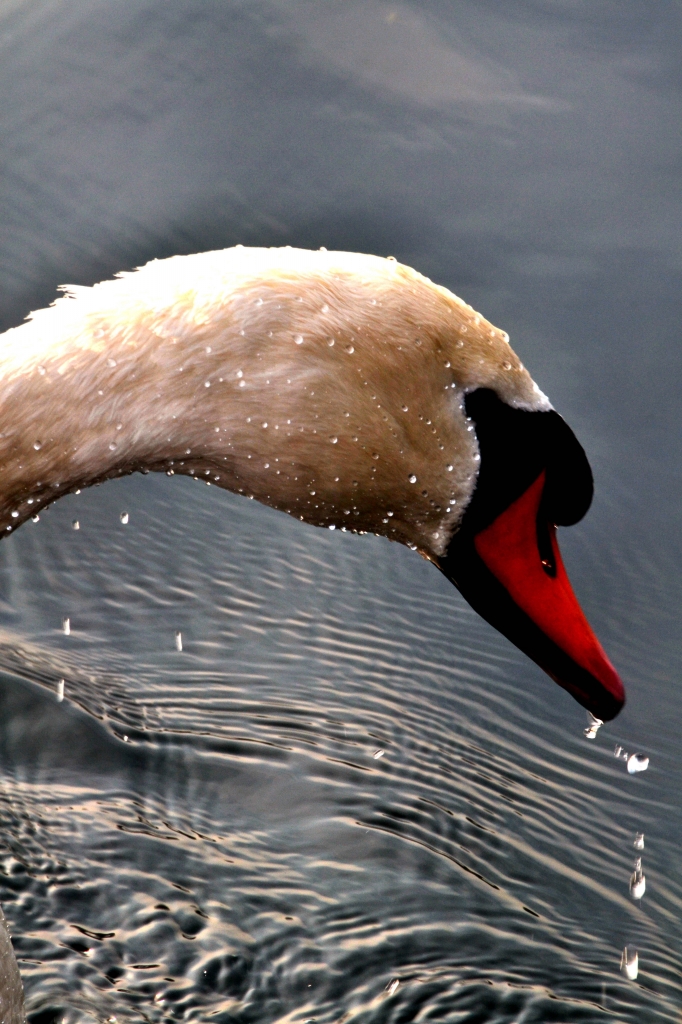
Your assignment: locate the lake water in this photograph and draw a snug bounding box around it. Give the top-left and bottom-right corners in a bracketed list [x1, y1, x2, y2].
[0, 2, 680, 1021]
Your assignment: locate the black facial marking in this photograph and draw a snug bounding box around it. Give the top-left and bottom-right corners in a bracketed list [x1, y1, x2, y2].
[458, 388, 593, 539]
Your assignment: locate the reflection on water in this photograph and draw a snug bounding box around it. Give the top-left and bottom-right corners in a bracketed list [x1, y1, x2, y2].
[0, 475, 676, 1022]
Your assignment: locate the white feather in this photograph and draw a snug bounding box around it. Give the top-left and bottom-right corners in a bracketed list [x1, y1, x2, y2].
[0, 247, 549, 554]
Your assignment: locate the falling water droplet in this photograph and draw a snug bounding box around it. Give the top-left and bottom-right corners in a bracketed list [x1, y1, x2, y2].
[72, 520, 80, 531]
[31, 514, 39, 523]
[328, 524, 336, 530]
[120, 512, 129, 525]
[57, 679, 65, 702]
[629, 865, 646, 899]
[583, 712, 603, 740]
[175, 631, 183, 652]
[386, 978, 399, 996]
[62, 617, 70, 636]
[627, 753, 649, 774]
[373, 749, 385, 759]
[10, 511, 18, 518]
[634, 833, 644, 850]
[408, 474, 417, 483]
[620, 947, 638, 980]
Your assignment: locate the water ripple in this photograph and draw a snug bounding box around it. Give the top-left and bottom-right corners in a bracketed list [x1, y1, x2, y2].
[0, 476, 676, 1021]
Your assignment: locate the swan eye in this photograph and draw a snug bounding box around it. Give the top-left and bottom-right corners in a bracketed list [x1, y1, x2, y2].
[537, 518, 557, 577]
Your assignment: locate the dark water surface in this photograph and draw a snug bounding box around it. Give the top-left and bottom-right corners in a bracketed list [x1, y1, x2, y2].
[1, 2, 681, 1021]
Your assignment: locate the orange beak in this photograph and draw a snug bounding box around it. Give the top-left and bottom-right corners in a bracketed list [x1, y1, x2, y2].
[440, 389, 625, 721]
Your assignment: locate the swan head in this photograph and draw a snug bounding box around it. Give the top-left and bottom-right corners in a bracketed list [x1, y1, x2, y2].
[0, 245, 624, 721]
[438, 388, 624, 722]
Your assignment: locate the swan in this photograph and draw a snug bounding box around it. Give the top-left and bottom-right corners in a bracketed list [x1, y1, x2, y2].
[0, 246, 625, 720]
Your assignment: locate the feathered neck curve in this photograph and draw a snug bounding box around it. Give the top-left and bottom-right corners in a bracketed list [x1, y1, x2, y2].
[0, 246, 549, 555]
